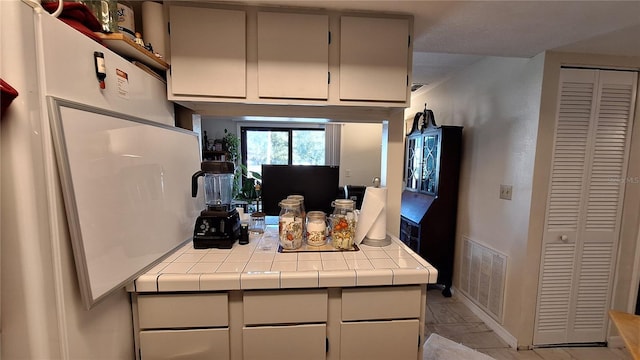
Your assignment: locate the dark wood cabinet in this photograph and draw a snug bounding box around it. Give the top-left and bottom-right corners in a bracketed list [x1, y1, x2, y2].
[400, 107, 462, 297]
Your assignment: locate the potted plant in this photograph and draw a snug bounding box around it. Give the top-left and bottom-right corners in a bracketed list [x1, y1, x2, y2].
[220, 129, 262, 204]
[222, 129, 239, 163]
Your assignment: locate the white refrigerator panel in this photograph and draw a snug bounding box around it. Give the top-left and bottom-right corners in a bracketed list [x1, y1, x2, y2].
[1, 2, 179, 359]
[36, 9, 173, 125]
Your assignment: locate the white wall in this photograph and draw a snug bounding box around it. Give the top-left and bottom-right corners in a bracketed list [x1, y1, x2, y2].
[339, 123, 383, 186]
[202, 118, 237, 145]
[411, 51, 640, 348]
[409, 54, 546, 346]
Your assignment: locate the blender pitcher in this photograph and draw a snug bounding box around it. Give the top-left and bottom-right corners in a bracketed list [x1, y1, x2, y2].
[192, 161, 235, 210]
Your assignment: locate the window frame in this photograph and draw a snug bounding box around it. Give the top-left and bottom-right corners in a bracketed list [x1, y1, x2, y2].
[240, 126, 326, 172]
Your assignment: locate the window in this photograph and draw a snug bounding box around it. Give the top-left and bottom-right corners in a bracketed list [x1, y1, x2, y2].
[241, 127, 325, 177]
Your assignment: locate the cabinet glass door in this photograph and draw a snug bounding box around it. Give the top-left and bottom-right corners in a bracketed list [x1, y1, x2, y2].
[420, 133, 439, 194]
[405, 136, 421, 190]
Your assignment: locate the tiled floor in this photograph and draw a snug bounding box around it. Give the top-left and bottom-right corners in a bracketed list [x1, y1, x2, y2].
[424, 287, 632, 360]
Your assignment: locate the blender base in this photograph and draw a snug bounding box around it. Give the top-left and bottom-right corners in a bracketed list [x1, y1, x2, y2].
[192, 208, 241, 249]
[193, 237, 237, 249]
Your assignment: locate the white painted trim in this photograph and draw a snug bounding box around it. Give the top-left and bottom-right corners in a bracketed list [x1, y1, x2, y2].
[607, 335, 625, 349]
[628, 221, 640, 314]
[454, 287, 518, 350]
[34, 11, 70, 359]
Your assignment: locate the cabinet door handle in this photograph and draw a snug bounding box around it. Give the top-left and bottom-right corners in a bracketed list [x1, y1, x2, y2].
[560, 235, 568, 241]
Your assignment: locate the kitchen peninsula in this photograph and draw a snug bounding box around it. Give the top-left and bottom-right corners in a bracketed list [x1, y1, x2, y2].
[128, 227, 437, 360]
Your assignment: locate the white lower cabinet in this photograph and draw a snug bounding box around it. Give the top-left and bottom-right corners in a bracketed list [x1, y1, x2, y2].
[134, 293, 230, 360]
[340, 319, 420, 360]
[243, 324, 326, 360]
[137, 293, 229, 328]
[243, 289, 328, 325]
[140, 328, 230, 360]
[242, 289, 328, 359]
[339, 286, 422, 360]
[133, 285, 425, 359]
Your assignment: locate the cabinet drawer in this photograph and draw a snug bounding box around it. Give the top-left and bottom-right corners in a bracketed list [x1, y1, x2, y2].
[340, 319, 419, 360]
[137, 293, 228, 329]
[243, 289, 327, 325]
[140, 328, 229, 360]
[243, 324, 326, 360]
[342, 286, 421, 321]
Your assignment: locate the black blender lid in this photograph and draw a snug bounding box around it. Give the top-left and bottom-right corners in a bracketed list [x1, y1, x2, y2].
[201, 161, 235, 174]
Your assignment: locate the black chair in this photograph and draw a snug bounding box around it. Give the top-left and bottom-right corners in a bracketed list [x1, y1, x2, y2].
[344, 185, 367, 210]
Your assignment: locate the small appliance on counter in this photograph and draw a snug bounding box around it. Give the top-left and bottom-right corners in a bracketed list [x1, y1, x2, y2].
[191, 161, 240, 249]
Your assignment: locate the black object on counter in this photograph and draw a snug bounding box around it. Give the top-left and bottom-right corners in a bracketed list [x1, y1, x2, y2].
[239, 223, 249, 245]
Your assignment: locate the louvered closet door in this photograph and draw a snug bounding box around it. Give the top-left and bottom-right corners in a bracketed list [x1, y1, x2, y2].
[534, 69, 637, 345]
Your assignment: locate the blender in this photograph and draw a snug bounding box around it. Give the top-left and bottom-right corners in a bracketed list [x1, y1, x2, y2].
[191, 161, 240, 249]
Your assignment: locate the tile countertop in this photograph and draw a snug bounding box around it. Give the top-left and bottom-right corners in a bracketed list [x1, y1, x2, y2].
[128, 227, 438, 293]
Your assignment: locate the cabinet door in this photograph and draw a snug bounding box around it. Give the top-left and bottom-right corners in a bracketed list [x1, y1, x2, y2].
[341, 286, 421, 321]
[243, 289, 328, 325]
[169, 6, 246, 97]
[340, 16, 409, 102]
[257, 12, 329, 99]
[535, 69, 637, 345]
[140, 328, 229, 360]
[137, 293, 228, 329]
[340, 320, 419, 360]
[243, 324, 326, 360]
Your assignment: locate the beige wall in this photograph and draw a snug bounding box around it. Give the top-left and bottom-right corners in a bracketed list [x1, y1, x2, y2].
[339, 123, 383, 186]
[410, 51, 640, 348]
[409, 54, 546, 347]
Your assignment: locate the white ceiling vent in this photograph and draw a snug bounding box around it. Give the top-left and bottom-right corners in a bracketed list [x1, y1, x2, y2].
[411, 83, 426, 92]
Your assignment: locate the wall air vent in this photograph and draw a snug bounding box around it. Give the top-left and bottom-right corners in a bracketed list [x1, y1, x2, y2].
[459, 236, 507, 323]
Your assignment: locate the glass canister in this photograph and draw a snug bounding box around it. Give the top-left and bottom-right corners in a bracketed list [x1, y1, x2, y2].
[287, 194, 306, 222]
[249, 212, 266, 234]
[77, 0, 119, 33]
[306, 211, 327, 246]
[278, 199, 303, 250]
[330, 199, 357, 249]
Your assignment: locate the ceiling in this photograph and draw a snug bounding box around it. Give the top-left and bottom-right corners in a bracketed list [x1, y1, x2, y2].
[232, 0, 640, 91]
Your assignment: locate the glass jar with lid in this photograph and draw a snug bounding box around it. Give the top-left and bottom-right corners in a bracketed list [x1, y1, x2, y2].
[330, 199, 357, 249]
[306, 211, 327, 246]
[278, 199, 303, 250]
[286, 194, 306, 230]
[76, 1, 119, 33]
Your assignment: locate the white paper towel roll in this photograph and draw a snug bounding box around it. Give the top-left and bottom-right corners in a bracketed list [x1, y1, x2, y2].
[354, 186, 387, 245]
[142, 1, 166, 59]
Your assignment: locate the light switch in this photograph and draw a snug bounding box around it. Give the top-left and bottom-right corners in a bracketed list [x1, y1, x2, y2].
[499, 184, 512, 200]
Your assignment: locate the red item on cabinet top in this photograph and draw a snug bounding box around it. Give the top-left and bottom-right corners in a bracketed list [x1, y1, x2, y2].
[41, 2, 103, 44]
[1, 78, 19, 117]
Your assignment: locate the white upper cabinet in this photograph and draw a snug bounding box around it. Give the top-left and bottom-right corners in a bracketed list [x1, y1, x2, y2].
[257, 12, 329, 100]
[340, 16, 410, 102]
[169, 6, 246, 98]
[166, 3, 412, 107]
